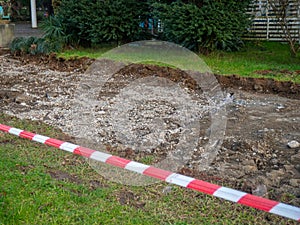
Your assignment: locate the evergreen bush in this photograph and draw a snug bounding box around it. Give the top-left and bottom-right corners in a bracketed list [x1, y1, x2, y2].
[41, 0, 251, 52]
[10, 36, 62, 55]
[153, 0, 251, 52]
[53, 0, 148, 46]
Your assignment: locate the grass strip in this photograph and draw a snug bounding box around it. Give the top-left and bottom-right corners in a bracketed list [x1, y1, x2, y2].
[0, 114, 297, 224]
[58, 41, 300, 83]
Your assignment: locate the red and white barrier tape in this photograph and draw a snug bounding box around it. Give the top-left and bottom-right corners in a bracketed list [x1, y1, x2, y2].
[0, 123, 299, 221]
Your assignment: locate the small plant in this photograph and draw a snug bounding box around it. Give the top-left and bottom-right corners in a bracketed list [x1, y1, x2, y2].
[9, 13, 73, 56]
[10, 36, 62, 55]
[40, 15, 71, 47]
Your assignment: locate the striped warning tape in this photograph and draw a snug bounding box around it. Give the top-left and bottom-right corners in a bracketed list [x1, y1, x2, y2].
[0, 123, 299, 221]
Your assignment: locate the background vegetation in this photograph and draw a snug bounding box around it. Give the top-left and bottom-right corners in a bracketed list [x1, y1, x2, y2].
[36, 0, 251, 51]
[2, 0, 53, 21]
[44, 0, 150, 47]
[153, 0, 251, 52]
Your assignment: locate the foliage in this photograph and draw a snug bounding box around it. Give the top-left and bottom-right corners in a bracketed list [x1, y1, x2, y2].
[9, 11, 68, 56]
[43, 0, 252, 51]
[52, 0, 149, 47]
[9, 0, 52, 21]
[51, 0, 61, 13]
[153, 0, 252, 52]
[9, 0, 29, 21]
[10, 36, 62, 55]
[89, 0, 148, 45]
[0, 0, 11, 14]
[41, 15, 70, 46]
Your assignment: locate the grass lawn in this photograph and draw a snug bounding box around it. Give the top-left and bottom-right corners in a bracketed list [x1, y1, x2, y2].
[59, 41, 300, 83]
[202, 41, 300, 83]
[0, 115, 298, 224]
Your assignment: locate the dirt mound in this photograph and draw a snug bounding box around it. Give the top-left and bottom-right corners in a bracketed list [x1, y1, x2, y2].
[0, 48, 10, 55]
[217, 75, 300, 100]
[11, 53, 95, 73]
[8, 51, 300, 99]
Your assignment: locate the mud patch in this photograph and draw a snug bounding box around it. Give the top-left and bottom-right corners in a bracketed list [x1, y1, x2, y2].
[116, 189, 146, 209]
[48, 169, 82, 184]
[16, 164, 35, 175]
[89, 180, 108, 190]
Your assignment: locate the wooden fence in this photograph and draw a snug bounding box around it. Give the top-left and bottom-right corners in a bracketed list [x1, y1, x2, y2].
[244, 0, 300, 42]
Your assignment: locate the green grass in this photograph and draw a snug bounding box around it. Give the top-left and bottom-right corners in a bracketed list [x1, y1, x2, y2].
[58, 44, 115, 59]
[58, 41, 300, 83]
[0, 114, 298, 224]
[201, 41, 300, 83]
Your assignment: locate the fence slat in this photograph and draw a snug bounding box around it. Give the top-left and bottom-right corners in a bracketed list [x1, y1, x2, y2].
[245, 0, 300, 42]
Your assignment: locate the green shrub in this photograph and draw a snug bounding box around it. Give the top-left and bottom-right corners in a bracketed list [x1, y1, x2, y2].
[9, 15, 67, 56]
[52, 0, 149, 47]
[40, 0, 251, 52]
[52, 0, 62, 14]
[153, 0, 251, 52]
[41, 15, 70, 46]
[10, 36, 62, 55]
[153, 2, 203, 50]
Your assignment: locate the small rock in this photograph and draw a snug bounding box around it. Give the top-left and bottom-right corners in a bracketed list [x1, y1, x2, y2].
[242, 159, 258, 173]
[287, 140, 300, 149]
[252, 184, 267, 197]
[45, 92, 58, 98]
[291, 153, 300, 164]
[289, 179, 300, 187]
[243, 165, 258, 173]
[284, 164, 295, 171]
[254, 84, 263, 92]
[14, 94, 33, 104]
[295, 164, 300, 173]
[267, 169, 285, 183]
[242, 159, 252, 167]
[272, 165, 279, 169]
[162, 186, 172, 194]
[276, 104, 285, 110]
[270, 158, 278, 165]
[283, 164, 297, 176]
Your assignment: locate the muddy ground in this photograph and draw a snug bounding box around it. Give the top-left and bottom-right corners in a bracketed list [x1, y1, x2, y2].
[0, 49, 299, 207]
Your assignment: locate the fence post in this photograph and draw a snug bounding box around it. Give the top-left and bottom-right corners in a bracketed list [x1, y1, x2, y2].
[298, 1, 300, 44]
[30, 0, 37, 28]
[266, 0, 269, 40]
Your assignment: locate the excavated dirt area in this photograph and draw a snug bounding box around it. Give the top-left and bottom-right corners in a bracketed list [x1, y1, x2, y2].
[0, 49, 299, 207]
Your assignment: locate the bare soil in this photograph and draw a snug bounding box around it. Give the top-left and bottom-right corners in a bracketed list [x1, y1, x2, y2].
[0, 49, 299, 207]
